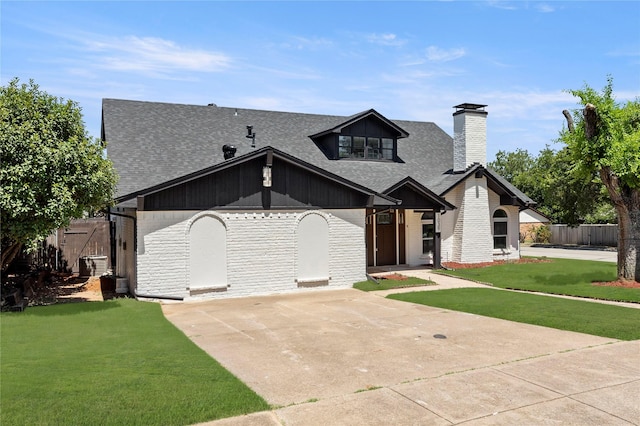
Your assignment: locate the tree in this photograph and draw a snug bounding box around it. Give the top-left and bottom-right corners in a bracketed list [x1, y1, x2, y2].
[560, 77, 640, 281]
[1, 78, 117, 271]
[489, 147, 610, 225]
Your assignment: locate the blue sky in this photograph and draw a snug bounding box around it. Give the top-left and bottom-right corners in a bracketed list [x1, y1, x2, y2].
[2, 1, 639, 161]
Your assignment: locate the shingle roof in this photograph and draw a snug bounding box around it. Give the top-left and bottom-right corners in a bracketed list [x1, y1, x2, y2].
[102, 99, 534, 206]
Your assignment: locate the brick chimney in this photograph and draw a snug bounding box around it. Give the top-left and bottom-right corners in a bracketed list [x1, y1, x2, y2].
[453, 103, 487, 172]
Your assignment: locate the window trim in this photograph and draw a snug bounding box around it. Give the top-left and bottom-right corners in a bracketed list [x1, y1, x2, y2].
[493, 209, 508, 250]
[421, 211, 435, 256]
[337, 135, 395, 161]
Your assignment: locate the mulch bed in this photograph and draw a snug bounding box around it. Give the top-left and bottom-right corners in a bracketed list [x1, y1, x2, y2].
[378, 273, 408, 280]
[442, 258, 552, 270]
[592, 280, 640, 289]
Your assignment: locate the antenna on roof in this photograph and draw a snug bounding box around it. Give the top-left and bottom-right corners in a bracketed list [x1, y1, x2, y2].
[246, 125, 256, 148]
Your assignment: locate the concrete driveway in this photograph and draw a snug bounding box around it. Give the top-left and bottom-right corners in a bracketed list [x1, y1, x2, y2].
[162, 285, 639, 425]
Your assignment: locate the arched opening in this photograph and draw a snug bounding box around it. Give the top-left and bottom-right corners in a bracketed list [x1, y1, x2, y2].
[189, 215, 227, 289]
[297, 213, 329, 286]
[493, 209, 508, 249]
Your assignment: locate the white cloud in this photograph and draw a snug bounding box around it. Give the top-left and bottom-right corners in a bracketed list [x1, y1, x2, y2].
[366, 33, 406, 47]
[426, 45, 466, 62]
[536, 3, 556, 13]
[486, 1, 517, 11]
[83, 36, 232, 75]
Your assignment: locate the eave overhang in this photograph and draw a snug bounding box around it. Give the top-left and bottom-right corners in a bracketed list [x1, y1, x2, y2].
[114, 146, 400, 209]
[309, 109, 410, 139]
[383, 177, 455, 211]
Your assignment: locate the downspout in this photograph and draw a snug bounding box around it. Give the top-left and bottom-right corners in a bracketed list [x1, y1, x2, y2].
[107, 209, 137, 253]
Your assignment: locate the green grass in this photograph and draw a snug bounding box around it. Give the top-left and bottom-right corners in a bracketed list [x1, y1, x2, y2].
[0, 299, 270, 426]
[353, 276, 434, 291]
[439, 258, 640, 303]
[389, 288, 640, 340]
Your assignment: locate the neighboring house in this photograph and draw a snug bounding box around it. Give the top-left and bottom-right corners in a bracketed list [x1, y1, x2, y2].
[519, 208, 551, 243]
[103, 101, 534, 300]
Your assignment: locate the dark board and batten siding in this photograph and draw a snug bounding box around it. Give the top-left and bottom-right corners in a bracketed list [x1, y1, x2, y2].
[139, 157, 371, 211]
[386, 186, 443, 210]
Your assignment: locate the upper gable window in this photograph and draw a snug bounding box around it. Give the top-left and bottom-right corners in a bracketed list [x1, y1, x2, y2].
[338, 136, 394, 160]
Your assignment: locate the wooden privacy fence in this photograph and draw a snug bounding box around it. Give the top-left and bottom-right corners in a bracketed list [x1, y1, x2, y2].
[44, 218, 111, 274]
[549, 224, 618, 247]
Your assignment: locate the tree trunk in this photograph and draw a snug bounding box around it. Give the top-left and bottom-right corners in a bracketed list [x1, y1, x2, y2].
[1, 241, 23, 273]
[599, 167, 640, 281]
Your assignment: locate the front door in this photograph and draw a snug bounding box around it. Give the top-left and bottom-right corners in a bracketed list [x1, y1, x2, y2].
[375, 211, 396, 266]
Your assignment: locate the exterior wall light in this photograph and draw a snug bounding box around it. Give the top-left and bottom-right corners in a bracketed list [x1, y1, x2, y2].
[263, 166, 272, 187]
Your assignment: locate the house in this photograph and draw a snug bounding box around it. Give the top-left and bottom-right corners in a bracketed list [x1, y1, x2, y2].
[103, 100, 534, 300]
[519, 208, 551, 243]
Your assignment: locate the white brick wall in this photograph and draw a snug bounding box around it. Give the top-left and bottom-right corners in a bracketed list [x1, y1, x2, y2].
[488, 192, 521, 261]
[443, 178, 493, 264]
[454, 112, 487, 171]
[134, 209, 366, 300]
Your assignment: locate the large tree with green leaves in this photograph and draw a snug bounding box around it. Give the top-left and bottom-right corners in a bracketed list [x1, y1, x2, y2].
[560, 78, 640, 281]
[1, 78, 117, 271]
[489, 147, 611, 225]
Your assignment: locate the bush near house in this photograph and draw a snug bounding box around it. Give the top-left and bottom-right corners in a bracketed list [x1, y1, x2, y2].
[534, 224, 552, 243]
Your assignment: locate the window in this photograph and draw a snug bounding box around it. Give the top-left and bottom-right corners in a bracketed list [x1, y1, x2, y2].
[421, 211, 435, 255]
[338, 135, 394, 160]
[366, 137, 380, 159]
[377, 212, 392, 225]
[381, 138, 393, 159]
[493, 209, 508, 249]
[338, 136, 351, 158]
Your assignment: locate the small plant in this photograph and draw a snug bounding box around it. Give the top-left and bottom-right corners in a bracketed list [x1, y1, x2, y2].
[534, 224, 552, 243]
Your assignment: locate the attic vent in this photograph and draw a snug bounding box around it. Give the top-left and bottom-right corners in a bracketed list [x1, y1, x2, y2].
[222, 144, 237, 160]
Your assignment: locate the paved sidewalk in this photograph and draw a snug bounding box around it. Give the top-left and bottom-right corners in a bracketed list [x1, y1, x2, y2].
[160, 281, 640, 426]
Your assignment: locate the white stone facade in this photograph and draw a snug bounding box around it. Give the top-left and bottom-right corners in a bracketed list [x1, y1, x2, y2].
[130, 209, 366, 300]
[454, 111, 487, 171]
[440, 178, 520, 264]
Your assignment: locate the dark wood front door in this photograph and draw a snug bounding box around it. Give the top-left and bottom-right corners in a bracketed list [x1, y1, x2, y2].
[376, 211, 396, 266]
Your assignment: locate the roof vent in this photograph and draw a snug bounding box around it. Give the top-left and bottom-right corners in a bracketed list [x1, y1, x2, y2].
[246, 125, 256, 148]
[222, 144, 237, 160]
[208, 103, 217, 107]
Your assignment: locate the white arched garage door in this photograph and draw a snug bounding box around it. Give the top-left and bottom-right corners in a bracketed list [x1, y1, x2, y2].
[189, 214, 227, 291]
[296, 212, 329, 287]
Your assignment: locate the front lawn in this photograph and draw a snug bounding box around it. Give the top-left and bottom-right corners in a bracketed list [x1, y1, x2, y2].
[353, 276, 434, 291]
[0, 299, 269, 426]
[389, 288, 640, 340]
[439, 258, 640, 303]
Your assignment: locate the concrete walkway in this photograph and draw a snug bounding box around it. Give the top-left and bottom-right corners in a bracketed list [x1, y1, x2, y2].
[161, 275, 640, 425]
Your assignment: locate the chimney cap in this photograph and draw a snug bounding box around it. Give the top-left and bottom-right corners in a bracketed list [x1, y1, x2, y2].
[453, 103, 487, 111]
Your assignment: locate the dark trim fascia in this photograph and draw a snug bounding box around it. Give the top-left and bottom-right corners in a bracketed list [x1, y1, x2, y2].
[438, 165, 480, 197]
[383, 177, 456, 211]
[115, 145, 400, 207]
[309, 109, 410, 139]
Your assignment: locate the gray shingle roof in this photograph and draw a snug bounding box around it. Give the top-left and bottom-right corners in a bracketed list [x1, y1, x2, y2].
[102, 99, 534, 206]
